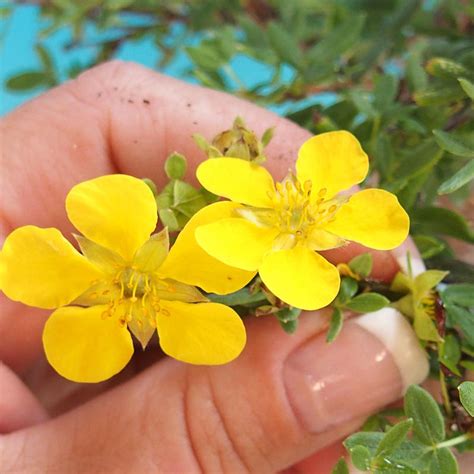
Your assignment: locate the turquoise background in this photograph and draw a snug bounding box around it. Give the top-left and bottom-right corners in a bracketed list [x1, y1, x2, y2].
[1, 4, 336, 116]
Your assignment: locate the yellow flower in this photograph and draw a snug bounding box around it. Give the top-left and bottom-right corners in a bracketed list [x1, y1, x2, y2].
[194, 131, 410, 311]
[0, 175, 253, 383]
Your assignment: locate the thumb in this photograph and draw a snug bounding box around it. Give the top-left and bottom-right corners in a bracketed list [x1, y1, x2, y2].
[2, 309, 428, 472]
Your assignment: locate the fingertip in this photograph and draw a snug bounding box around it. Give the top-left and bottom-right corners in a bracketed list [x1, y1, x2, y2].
[0, 362, 48, 433]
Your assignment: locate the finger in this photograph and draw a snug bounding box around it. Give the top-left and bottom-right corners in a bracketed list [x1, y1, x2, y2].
[0, 363, 48, 433]
[281, 442, 347, 473]
[1, 61, 404, 373]
[1, 309, 428, 472]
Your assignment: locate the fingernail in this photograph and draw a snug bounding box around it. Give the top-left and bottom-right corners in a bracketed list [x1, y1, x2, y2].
[391, 238, 425, 277]
[283, 308, 429, 433]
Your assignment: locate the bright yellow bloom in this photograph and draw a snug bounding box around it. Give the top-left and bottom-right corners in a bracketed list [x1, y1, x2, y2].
[195, 131, 410, 310]
[0, 175, 253, 383]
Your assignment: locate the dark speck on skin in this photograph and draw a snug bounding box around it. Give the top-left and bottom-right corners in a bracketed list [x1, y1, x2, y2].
[97, 92, 102, 98]
[128, 99, 134, 104]
[113, 87, 118, 91]
[143, 99, 150, 105]
[193, 121, 198, 125]
[186, 102, 192, 107]
[133, 140, 138, 144]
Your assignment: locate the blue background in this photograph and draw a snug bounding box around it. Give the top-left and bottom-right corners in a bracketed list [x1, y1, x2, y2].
[1, 4, 337, 116]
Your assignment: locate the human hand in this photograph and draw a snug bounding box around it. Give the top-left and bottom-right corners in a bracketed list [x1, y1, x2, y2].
[0, 61, 429, 473]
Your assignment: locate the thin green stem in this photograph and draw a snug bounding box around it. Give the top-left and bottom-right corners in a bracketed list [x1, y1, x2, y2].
[439, 369, 453, 418]
[436, 433, 474, 450]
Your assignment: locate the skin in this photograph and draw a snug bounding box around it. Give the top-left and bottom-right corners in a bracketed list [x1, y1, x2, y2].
[1, 61, 411, 473]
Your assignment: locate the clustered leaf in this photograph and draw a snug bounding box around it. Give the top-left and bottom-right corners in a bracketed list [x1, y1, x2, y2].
[343, 385, 470, 474]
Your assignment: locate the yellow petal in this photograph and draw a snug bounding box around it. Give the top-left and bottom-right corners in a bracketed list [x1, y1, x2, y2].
[0, 226, 101, 309]
[196, 217, 279, 271]
[43, 305, 134, 382]
[296, 131, 369, 199]
[259, 246, 340, 310]
[325, 189, 410, 250]
[156, 300, 246, 365]
[197, 158, 275, 207]
[66, 175, 157, 261]
[159, 202, 255, 294]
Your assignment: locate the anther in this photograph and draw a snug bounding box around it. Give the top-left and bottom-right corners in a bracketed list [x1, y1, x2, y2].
[318, 188, 327, 197]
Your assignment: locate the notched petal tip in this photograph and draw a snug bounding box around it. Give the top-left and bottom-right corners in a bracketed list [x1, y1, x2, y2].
[197, 158, 275, 208]
[325, 189, 410, 251]
[0, 226, 101, 309]
[43, 305, 134, 383]
[66, 174, 158, 261]
[260, 246, 340, 311]
[296, 131, 369, 199]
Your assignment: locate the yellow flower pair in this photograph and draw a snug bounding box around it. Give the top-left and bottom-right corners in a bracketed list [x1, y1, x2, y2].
[0, 131, 409, 383]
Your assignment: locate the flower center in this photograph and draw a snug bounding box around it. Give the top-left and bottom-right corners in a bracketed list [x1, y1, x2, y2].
[101, 266, 165, 327]
[270, 174, 343, 239]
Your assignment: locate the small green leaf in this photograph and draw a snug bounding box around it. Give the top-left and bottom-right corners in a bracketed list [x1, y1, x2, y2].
[276, 307, 301, 334]
[445, 304, 474, 346]
[261, 126, 274, 147]
[442, 284, 474, 307]
[439, 334, 461, 376]
[36, 44, 54, 73]
[158, 208, 180, 232]
[348, 253, 373, 278]
[267, 21, 303, 69]
[413, 235, 445, 259]
[142, 178, 158, 197]
[414, 270, 448, 295]
[459, 78, 474, 100]
[428, 448, 458, 474]
[208, 287, 267, 306]
[404, 385, 445, 445]
[326, 307, 343, 343]
[373, 74, 398, 113]
[426, 57, 471, 79]
[414, 85, 465, 106]
[336, 277, 358, 305]
[6, 71, 50, 91]
[345, 293, 389, 313]
[458, 381, 474, 417]
[395, 139, 442, 180]
[375, 419, 413, 458]
[164, 153, 187, 180]
[433, 129, 474, 158]
[411, 207, 474, 243]
[345, 432, 383, 454]
[331, 457, 349, 474]
[414, 310, 441, 342]
[438, 160, 474, 194]
[350, 445, 372, 471]
[307, 14, 365, 65]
